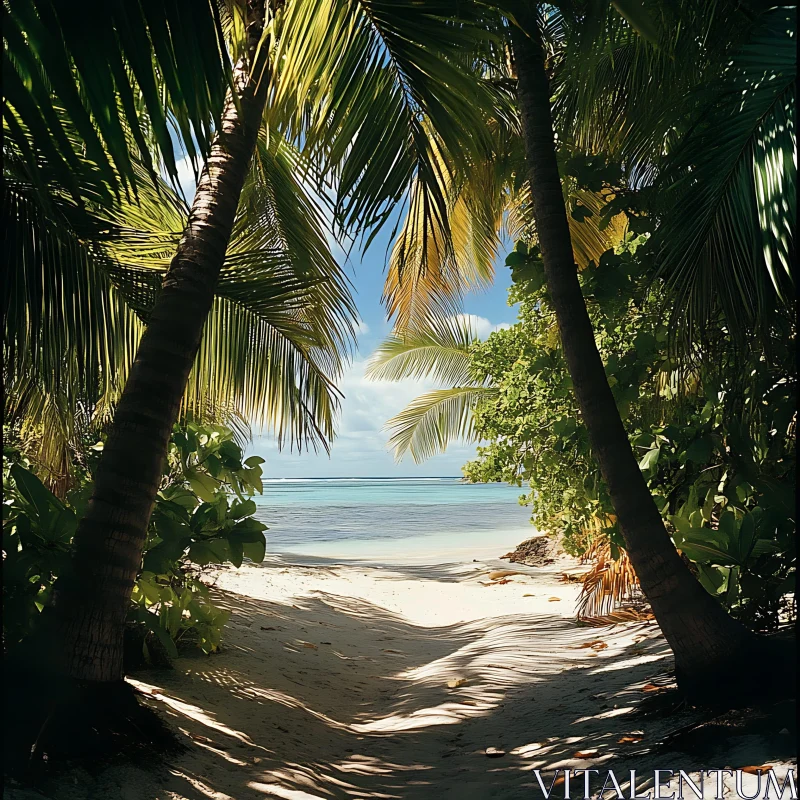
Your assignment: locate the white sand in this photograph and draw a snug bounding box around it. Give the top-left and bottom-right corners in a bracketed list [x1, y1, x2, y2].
[6, 548, 795, 799]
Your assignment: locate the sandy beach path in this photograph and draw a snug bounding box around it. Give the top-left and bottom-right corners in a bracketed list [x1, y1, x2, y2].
[9, 552, 793, 799]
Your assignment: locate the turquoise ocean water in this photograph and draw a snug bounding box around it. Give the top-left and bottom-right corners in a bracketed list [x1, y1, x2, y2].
[252, 477, 533, 558]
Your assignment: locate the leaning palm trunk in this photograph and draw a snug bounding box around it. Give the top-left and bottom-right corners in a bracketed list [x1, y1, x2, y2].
[53, 6, 270, 684]
[510, 14, 778, 702]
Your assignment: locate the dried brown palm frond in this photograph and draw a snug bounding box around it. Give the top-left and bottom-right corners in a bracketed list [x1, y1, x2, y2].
[576, 539, 642, 620]
[578, 609, 654, 627]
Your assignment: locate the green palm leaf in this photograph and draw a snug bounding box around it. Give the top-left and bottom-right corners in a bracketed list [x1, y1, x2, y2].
[383, 386, 496, 464]
[367, 314, 497, 462]
[366, 315, 478, 386]
[651, 7, 796, 343]
[274, 0, 504, 257]
[3, 0, 231, 200]
[4, 126, 357, 458]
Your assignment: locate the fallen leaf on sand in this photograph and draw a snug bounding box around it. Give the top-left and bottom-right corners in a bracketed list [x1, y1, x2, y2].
[260, 626, 276, 631]
[523, 594, 536, 597]
[447, 678, 468, 689]
[576, 640, 605, 649]
[252, 757, 262, 764]
[741, 766, 768, 775]
[189, 734, 219, 747]
[321, 641, 332, 645]
[301, 642, 318, 650]
[618, 736, 643, 744]
[548, 597, 562, 602]
[574, 749, 599, 758]
[587, 653, 598, 657]
[641, 683, 664, 693]
[591, 642, 608, 651]
[489, 570, 521, 580]
[382, 649, 404, 654]
[495, 578, 512, 585]
[485, 747, 505, 758]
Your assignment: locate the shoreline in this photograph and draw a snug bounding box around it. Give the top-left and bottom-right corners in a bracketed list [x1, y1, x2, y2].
[267, 526, 537, 564]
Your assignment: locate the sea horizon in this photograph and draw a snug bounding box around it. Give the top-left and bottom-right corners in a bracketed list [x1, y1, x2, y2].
[260, 475, 465, 481]
[253, 475, 532, 558]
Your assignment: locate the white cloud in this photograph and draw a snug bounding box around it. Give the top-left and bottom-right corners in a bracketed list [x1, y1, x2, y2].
[354, 319, 370, 336]
[453, 313, 512, 340]
[173, 154, 199, 204]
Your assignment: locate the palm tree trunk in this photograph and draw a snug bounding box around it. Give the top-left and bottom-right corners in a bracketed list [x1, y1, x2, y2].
[509, 14, 767, 701]
[53, 4, 269, 684]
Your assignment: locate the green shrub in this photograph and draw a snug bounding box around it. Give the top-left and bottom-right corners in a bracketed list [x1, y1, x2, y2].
[465, 239, 796, 630]
[2, 420, 267, 660]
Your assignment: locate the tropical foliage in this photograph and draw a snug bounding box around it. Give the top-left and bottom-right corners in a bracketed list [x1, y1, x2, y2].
[3, 133, 357, 494]
[366, 316, 496, 462]
[462, 236, 795, 630]
[3, 420, 266, 659]
[1, 0, 795, 733]
[368, 2, 796, 631]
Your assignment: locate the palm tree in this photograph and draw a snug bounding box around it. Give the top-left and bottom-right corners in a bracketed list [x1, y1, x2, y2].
[508, 6, 757, 702]
[4, 0, 500, 694]
[373, 1, 795, 702]
[21, 0, 274, 684]
[4, 140, 355, 495]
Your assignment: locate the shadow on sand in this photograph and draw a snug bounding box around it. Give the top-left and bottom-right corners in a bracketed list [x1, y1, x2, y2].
[9, 564, 795, 800]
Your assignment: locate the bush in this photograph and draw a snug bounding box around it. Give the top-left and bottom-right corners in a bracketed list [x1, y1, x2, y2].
[2, 419, 267, 661]
[464, 239, 796, 631]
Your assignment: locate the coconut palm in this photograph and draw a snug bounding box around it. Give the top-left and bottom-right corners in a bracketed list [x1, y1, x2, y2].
[4, 0, 501, 695]
[372, 0, 795, 702]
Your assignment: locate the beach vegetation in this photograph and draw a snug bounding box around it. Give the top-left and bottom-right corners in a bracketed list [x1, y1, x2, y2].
[3, 419, 266, 662]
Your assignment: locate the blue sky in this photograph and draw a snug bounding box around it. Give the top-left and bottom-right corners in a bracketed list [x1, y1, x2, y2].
[176, 158, 520, 477]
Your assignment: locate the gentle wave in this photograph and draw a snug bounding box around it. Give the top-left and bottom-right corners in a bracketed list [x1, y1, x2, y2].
[253, 477, 531, 552]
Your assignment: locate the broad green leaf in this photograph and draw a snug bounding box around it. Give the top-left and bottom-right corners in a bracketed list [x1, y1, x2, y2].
[679, 541, 738, 567]
[187, 471, 221, 503]
[188, 539, 230, 566]
[242, 538, 266, 564]
[684, 436, 713, 465]
[229, 499, 257, 520]
[638, 446, 660, 475]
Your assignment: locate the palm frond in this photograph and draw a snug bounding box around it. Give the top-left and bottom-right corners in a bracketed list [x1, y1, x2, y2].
[651, 7, 796, 344]
[384, 386, 496, 464]
[2, 178, 142, 405]
[4, 375, 94, 497]
[4, 129, 358, 454]
[577, 539, 641, 619]
[274, 0, 504, 253]
[3, 0, 231, 199]
[382, 148, 508, 330]
[366, 315, 479, 385]
[551, 0, 751, 178]
[186, 296, 343, 452]
[567, 187, 629, 269]
[367, 314, 501, 461]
